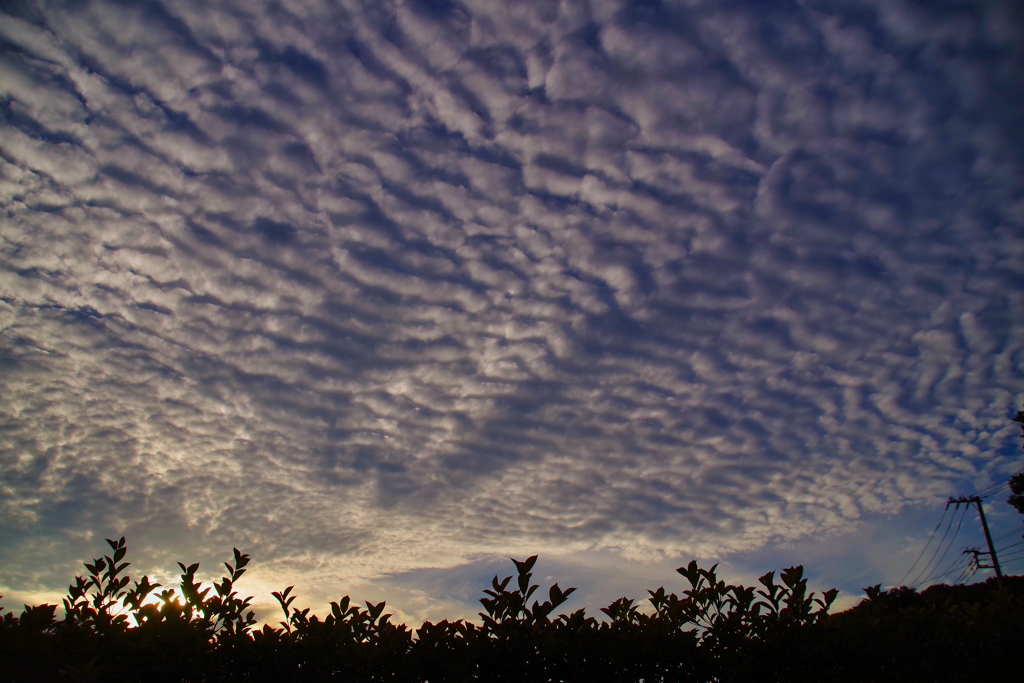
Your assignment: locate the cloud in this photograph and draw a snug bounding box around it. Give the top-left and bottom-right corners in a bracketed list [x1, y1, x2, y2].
[1, 0, 1022, 620]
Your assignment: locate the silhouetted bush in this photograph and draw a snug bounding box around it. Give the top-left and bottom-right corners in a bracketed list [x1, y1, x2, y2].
[1, 537, 1019, 682]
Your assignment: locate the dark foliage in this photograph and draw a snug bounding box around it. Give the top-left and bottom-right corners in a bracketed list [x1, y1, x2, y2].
[1, 538, 1020, 682]
[1008, 405, 1024, 516]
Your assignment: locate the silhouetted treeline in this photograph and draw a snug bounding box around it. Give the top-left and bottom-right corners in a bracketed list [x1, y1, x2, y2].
[2, 537, 1020, 682]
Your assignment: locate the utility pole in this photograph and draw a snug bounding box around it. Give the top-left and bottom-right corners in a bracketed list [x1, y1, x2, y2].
[947, 495, 1003, 587]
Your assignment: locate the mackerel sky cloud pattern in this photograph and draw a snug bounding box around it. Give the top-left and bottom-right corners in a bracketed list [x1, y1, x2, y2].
[1, 0, 1022, 622]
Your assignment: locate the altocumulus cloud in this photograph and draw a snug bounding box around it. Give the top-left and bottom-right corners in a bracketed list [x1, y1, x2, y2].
[1, 0, 1023, 624]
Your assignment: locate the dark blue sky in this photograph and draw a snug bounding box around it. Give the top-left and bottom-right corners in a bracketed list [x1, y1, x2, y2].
[1, 0, 1022, 624]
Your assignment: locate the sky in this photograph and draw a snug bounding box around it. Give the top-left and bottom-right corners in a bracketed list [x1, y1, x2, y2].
[1, 0, 1023, 627]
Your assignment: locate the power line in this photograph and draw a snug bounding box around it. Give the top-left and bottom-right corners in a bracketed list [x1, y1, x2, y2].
[992, 526, 1024, 543]
[957, 565, 976, 585]
[953, 557, 976, 585]
[922, 551, 972, 585]
[996, 539, 1024, 553]
[997, 556, 1024, 571]
[895, 507, 949, 587]
[968, 468, 1022, 499]
[917, 509, 962, 585]
[954, 551, 977, 585]
[973, 482, 1010, 499]
[914, 506, 970, 587]
[931, 562, 968, 585]
[910, 505, 965, 587]
[998, 548, 1024, 561]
